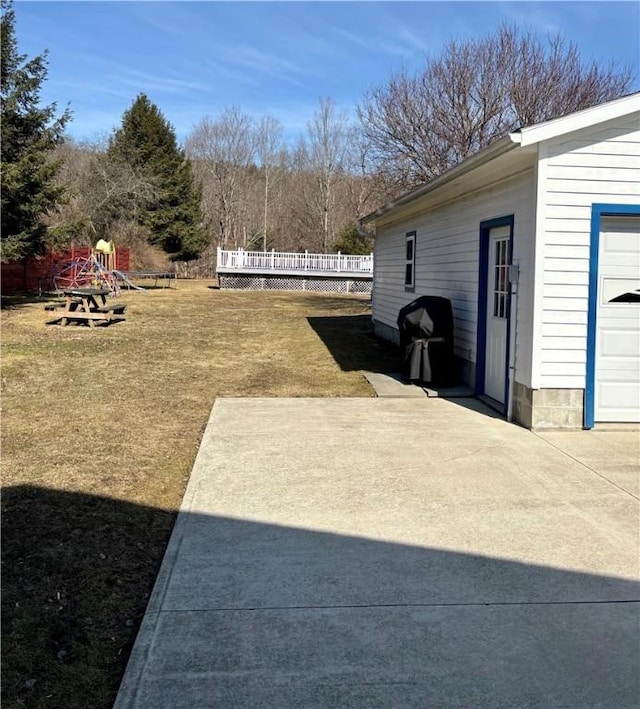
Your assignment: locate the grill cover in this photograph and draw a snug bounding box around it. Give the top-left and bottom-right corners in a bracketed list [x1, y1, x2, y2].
[397, 296, 455, 386]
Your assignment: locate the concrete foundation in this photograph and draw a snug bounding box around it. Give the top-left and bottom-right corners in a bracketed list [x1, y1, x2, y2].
[372, 318, 399, 345]
[513, 382, 584, 430]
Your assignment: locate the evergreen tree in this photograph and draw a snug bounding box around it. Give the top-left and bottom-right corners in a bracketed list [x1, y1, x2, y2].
[332, 222, 373, 255]
[108, 93, 207, 260]
[1, 0, 71, 261]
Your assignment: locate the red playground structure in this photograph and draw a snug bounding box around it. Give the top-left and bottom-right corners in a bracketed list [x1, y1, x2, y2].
[49, 241, 142, 295]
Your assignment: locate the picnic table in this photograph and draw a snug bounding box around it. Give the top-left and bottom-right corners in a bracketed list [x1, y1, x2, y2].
[57, 287, 126, 327]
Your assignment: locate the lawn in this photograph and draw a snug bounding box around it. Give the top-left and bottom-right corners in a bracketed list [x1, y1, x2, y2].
[1, 282, 399, 709]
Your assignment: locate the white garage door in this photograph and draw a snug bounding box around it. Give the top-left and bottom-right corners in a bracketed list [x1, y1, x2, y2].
[595, 216, 640, 422]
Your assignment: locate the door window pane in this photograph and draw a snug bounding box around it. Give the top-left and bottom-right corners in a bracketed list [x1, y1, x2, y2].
[492, 238, 509, 318]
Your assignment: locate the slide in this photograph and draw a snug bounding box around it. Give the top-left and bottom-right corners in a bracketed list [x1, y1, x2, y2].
[112, 270, 146, 291]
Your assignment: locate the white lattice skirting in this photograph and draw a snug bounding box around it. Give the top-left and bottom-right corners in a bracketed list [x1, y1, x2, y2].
[219, 275, 372, 294]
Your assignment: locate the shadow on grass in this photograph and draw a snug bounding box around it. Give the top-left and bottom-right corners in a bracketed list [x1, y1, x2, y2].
[307, 314, 399, 374]
[297, 293, 372, 310]
[1, 293, 53, 310]
[3, 484, 639, 708]
[308, 314, 512, 424]
[44, 319, 127, 328]
[1, 485, 176, 709]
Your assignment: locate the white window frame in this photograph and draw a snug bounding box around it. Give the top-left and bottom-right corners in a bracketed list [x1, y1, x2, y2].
[405, 231, 416, 290]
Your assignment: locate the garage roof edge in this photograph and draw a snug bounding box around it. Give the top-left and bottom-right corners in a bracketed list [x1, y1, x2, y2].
[512, 91, 640, 147]
[360, 135, 518, 225]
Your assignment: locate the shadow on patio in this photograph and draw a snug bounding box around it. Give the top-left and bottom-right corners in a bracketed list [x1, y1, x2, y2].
[3, 484, 639, 708]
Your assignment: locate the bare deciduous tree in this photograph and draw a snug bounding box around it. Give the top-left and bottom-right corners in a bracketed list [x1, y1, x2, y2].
[299, 97, 352, 253]
[358, 24, 633, 190]
[49, 138, 157, 248]
[256, 115, 283, 252]
[186, 107, 256, 249]
[343, 132, 394, 222]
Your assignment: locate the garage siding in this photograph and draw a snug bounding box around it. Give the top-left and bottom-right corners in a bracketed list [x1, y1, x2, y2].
[534, 115, 640, 389]
[373, 171, 536, 386]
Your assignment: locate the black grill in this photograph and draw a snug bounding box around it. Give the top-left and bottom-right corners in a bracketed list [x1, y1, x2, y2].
[397, 296, 455, 386]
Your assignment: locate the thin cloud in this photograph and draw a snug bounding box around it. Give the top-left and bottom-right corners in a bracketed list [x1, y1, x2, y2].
[216, 45, 309, 88]
[331, 25, 419, 60]
[396, 25, 430, 54]
[113, 68, 212, 95]
[498, 3, 563, 34]
[330, 27, 373, 52]
[200, 60, 261, 88]
[55, 79, 134, 101]
[125, 4, 189, 39]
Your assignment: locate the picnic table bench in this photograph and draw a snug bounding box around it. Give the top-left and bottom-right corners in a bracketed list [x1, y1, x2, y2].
[50, 288, 127, 327]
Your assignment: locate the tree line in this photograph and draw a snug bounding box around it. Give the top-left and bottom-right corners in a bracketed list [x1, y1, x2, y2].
[1, 0, 634, 269]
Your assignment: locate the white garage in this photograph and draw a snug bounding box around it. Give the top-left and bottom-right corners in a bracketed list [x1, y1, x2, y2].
[362, 93, 640, 429]
[592, 215, 640, 423]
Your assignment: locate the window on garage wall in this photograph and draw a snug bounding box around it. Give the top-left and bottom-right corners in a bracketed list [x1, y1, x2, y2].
[405, 231, 416, 290]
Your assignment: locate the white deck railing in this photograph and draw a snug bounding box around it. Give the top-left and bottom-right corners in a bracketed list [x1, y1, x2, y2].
[217, 248, 373, 274]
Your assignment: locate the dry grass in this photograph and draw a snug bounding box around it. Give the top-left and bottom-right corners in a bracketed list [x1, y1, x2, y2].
[1, 282, 399, 708]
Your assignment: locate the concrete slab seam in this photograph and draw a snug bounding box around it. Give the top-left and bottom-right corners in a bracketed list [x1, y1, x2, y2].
[533, 432, 640, 502]
[141, 599, 640, 614]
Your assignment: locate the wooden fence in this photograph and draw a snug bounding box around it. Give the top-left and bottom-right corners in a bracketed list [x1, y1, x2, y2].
[1, 246, 131, 295]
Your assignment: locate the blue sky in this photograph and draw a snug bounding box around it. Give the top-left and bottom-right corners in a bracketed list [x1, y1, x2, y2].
[14, 1, 640, 145]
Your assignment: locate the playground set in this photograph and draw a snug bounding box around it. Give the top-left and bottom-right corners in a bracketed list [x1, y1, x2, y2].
[1, 242, 176, 296]
[48, 240, 144, 295]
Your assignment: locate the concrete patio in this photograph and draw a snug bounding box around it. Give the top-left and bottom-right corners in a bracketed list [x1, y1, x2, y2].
[115, 395, 639, 708]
